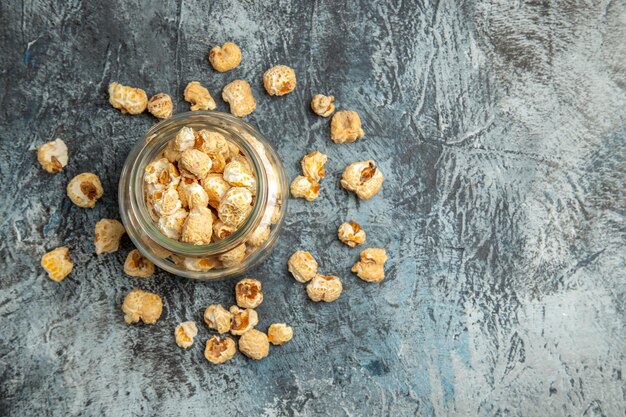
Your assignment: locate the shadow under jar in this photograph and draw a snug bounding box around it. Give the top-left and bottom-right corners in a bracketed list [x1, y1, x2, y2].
[119, 111, 288, 280]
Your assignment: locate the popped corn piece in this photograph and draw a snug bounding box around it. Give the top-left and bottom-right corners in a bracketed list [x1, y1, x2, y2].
[310, 94, 335, 117]
[121, 289, 163, 325]
[174, 127, 196, 152]
[219, 243, 247, 268]
[212, 219, 237, 241]
[337, 221, 366, 248]
[301, 151, 328, 181]
[340, 160, 384, 200]
[184, 81, 216, 111]
[247, 225, 270, 247]
[147, 93, 173, 119]
[179, 149, 212, 180]
[222, 80, 256, 117]
[235, 278, 263, 309]
[194, 130, 230, 158]
[223, 158, 255, 190]
[290, 176, 320, 201]
[306, 274, 343, 302]
[162, 141, 182, 163]
[227, 142, 242, 161]
[202, 174, 231, 208]
[239, 329, 269, 360]
[175, 321, 198, 349]
[94, 218, 126, 254]
[352, 248, 388, 283]
[205, 336, 237, 364]
[41, 247, 73, 282]
[157, 208, 188, 239]
[268, 323, 293, 346]
[229, 305, 258, 335]
[108, 82, 148, 115]
[330, 110, 364, 143]
[270, 200, 282, 224]
[262, 65, 296, 96]
[123, 249, 155, 278]
[183, 256, 218, 272]
[67, 173, 104, 208]
[204, 304, 233, 333]
[153, 187, 182, 217]
[287, 251, 318, 283]
[218, 187, 253, 227]
[37, 138, 68, 173]
[144, 158, 181, 188]
[178, 178, 209, 210]
[181, 207, 214, 245]
[208, 42, 242, 72]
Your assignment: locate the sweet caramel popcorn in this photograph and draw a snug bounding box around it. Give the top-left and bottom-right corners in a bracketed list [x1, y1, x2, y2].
[174, 127, 196, 152]
[152, 187, 182, 217]
[263, 65, 296, 96]
[247, 225, 270, 247]
[183, 256, 218, 272]
[340, 160, 384, 200]
[144, 158, 181, 188]
[290, 175, 320, 201]
[67, 173, 104, 208]
[108, 82, 148, 115]
[287, 251, 318, 283]
[330, 110, 364, 143]
[301, 151, 328, 181]
[157, 207, 188, 239]
[306, 274, 343, 302]
[229, 305, 258, 335]
[204, 304, 233, 333]
[212, 219, 237, 241]
[124, 249, 155, 278]
[184, 81, 216, 111]
[352, 248, 388, 283]
[179, 149, 212, 179]
[267, 323, 293, 346]
[208, 42, 242, 72]
[147, 93, 173, 119]
[195, 130, 230, 159]
[219, 243, 247, 268]
[175, 321, 198, 349]
[337, 221, 366, 247]
[310, 94, 335, 117]
[181, 207, 214, 245]
[205, 335, 237, 364]
[235, 278, 263, 309]
[238, 329, 269, 360]
[218, 187, 253, 227]
[41, 247, 73, 282]
[223, 158, 255, 190]
[94, 218, 126, 254]
[202, 174, 231, 209]
[178, 178, 209, 210]
[222, 80, 256, 117]
[121, 289, 163, 325]
[37, 138, 68, 173]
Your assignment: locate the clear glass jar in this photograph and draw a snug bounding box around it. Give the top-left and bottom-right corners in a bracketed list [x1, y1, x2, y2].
[118, 111, 288, 280]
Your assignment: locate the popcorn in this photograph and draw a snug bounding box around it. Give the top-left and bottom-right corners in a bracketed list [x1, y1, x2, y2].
[263, 65, 296, 96]
[67, 173, 104, 208]
[222, 80, 256, 117]
[238, 329, 269, 360]
[37, 138, 68, 173]
[340, 160, 384, 200]
[123, 249, 155, 278]
[330, 110, 364, 143]
[306, 274, 343, 302]
[41, 247, 73, 282]
[352, 248, 388, 283]
[184, 81, 216, 111]
[208, 42, 242, 72]
[310, 94, 335, 117]
[108, 82, 147, 115]
[94, 219, 126, 254]
[121, 289, 163, 325]
[175, 321, 198, 349]
[147, 93, 173, 119]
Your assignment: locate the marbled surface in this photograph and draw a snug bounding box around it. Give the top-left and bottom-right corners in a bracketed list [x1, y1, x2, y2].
[1, 1, 624, 416]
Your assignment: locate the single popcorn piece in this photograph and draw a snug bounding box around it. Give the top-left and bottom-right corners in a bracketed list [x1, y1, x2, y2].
[147, 93, 173, 119]
[175, 321, 198, 349]
[153, 187, 182, 217]
[330, 110, 364, 143]
[41, 247, 73, 282]
[195, 130, 230, 158]
[218, 187, 253, 227]
[306, 274, 343, 302]
[157, 208, 188, 239]
[178, 178, 209, 210]
[229, 305, 258, 335]
[108, 82, 148, 115]
[174, 127, 196, 152]
[262, 65, 296, 96]
[181, 207, 214, 245]
[37, 138, 68, 173]
[340, 160, 384, 200]
[219, 243, 247, 268]
[301, 151, 328, 182]
[310, 94, 335, 117]
[222, 80, 256, 117]
[205, 335, 237, 364]
[144, 158, 181, 188]
[212, 219, 237, 241]
[121, 289, 163, 325]
[337, 221, 366, 248]
[184, 81, 216, 111]
[352, 248, 388, 283]
[204, 304, 233, 334]
[179, 149, 212, 180]
[287, 251, 318, 283]
[162, 141, 182, 163]
[267, 323, 293, 346]
[183, 256, 218, 272]
[94, 218, 126, 254]
[202, 174, 231, 208]
[247, 225, 270, 247]
[123, 249, 155, 278]
[290, 175, 320, 201]
[239, 329, 269, 360]
[67, 173, 104, 208]
[235, 278, 263, 309]
[223, 158, 255, 190]
[208, 42, 242, 72]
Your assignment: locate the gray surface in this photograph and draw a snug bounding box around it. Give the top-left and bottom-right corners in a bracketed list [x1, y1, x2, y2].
[1, 1, 624, 416]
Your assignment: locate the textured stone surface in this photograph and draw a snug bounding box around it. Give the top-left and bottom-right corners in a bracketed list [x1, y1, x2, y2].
[1, 1, 624, 416]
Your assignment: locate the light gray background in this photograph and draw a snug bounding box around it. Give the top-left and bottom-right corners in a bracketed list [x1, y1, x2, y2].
[1, 1, 624, 416]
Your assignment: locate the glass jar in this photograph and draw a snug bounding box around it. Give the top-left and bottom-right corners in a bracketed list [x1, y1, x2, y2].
[118, 111, 288, 280]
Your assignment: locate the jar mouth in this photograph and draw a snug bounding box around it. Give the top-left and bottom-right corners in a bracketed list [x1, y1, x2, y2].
[128, 112, 268, 256]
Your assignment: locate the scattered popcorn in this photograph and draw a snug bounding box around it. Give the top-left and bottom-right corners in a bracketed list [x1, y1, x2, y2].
[222, 80, 256, 117]
[108, 82, 148, 115]
[67, 173, 104, 208]
[288, 251, 318, 283]
[175, 321, 198, 349]
[238, 329, 269, 360]
[121, 289, 163, 325]
[263, 65, 296, 96]
[352, 248, 388, 283]
[218, 187, 253, 227]
[229, 305, 258, 335]
[202, 174, 231, 209]
[94, 218, 126, 254]
[340, 160, 384, 200]
[157, 208, 189, 239]
[208, 42, 242, 72]
[306, 274, 343, 302]
[37, 138, 68, 173]
[147, 93, 173, 119]
[290, 175, 320, 201]
[267, 323, 293, 346]
[179, 149, 212, 179]
[219, 243, 247, 268]
[184, 81, 216, 111]
[123, 249, 155, 278]
[181, 206, 214, 245]
[205, 335, 237, 364]
[337, 221, 366, 247]
[204, 304, 233, 333]
[330, 110, 364, 143]
[183, 256, 218, 272]
[310, 94, 335, 117]
[301, 151, 328, 182]
[41, 247, 73, 282]
[235, 278, 263, 309]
